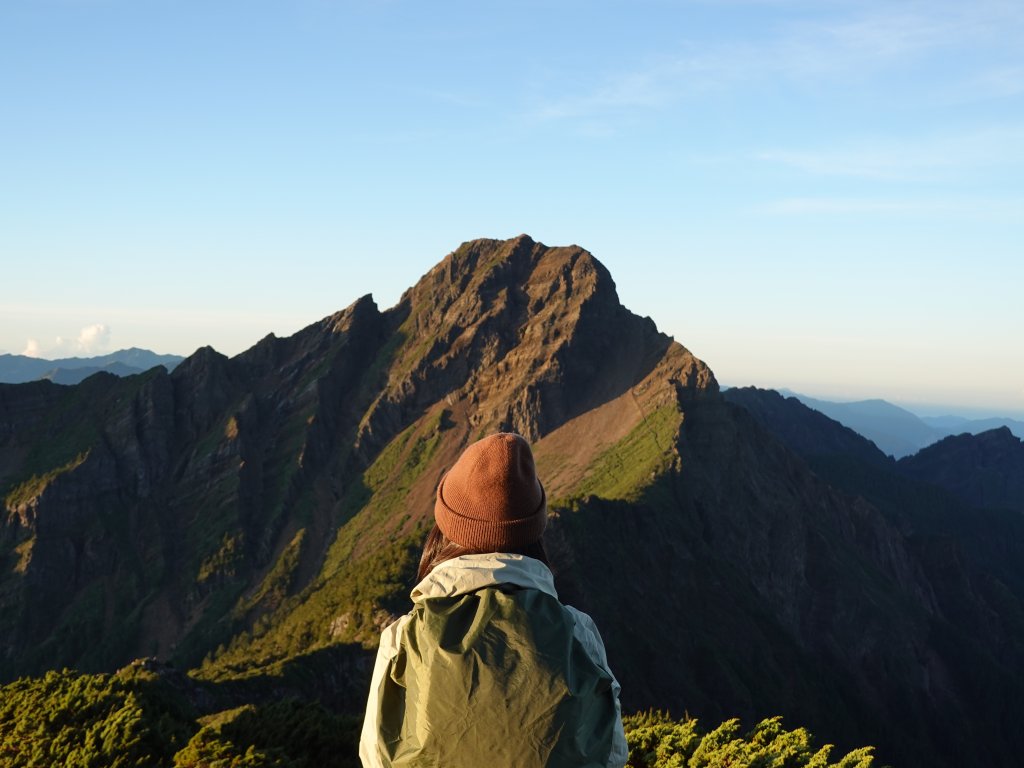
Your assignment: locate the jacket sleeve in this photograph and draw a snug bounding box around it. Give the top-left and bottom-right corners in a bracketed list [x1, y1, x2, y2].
[359, 615, 411, 768]
[566, 607, 629, 768]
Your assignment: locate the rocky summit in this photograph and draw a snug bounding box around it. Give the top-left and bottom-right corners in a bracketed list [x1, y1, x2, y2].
[2, 236, 1023, 768]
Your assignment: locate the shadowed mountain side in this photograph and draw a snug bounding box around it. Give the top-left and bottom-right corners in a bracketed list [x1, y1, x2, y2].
[723, 386, 1024, 579]
[724, 388, 891, 467]
[2, 239, 1023, 768]
[899, 427, 1024, 512]
[776, 389, 1024, 457]
[725, 386, 1024, 764]
[779, 391, 939, 458]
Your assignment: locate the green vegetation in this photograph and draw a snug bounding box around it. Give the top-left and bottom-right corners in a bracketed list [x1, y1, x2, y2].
[197, 409, 450, 678]
[4, 451, 89, 511]
[234, 528, 307, 619]
[0, 668, 879, 767]
[624, 711, 878, 768]
[0, 667, 191, 767]
[198, 535, 421, 679]
[339, 406, 447, 532]
[174, 701, 360, 768]
[197, 532, 244, 585]
[0, 667, 360, 768]
[0, 368, 160, 505]
[572, 404, 681, 501]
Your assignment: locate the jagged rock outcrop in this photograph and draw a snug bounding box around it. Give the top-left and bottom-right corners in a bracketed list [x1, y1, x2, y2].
[2, 237, 1023, 768]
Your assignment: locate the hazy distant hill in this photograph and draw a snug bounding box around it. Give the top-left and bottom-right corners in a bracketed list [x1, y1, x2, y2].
[921, 413, 1024, 440]
[778, 391, 938, 457]
[0, 348, 183, 385]
[2, 237, 1023, 768]
[779, 389, 1024, 458]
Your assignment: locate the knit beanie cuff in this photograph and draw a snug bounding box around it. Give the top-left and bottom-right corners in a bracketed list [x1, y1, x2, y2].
[435, 475, 547, 550]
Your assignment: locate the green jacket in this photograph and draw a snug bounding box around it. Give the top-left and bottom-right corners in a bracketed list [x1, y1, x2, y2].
[359, 554, 628, 767]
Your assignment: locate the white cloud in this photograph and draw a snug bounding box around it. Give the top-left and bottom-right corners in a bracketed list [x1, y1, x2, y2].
[22, 339, 41, 358]
[52, 324, 113, 357]
[77, 323, 110, 352]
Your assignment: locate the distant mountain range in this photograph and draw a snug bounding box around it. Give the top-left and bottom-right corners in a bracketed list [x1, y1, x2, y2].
[0, 348, 184, 385]
[727, 386, 1024, 513]
[775, 389, 1024, 458]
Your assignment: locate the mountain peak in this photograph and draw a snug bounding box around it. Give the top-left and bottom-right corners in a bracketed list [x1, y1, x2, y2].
[396, 236, 620, 336]
[356, 235, 697, 447]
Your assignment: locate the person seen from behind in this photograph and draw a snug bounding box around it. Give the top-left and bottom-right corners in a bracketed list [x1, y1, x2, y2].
[359, 432, 628, 767]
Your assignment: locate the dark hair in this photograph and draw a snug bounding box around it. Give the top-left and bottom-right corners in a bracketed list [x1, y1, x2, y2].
[416, 523, 550, 583]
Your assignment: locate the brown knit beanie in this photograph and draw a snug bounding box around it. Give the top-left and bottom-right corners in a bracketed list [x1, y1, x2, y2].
[434, 432, 547, 550]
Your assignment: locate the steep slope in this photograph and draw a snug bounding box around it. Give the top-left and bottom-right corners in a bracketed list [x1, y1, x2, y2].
[2, 237, 1023, 768]
[725, 386, 1024, 762]
[724, 387, 1024, 579]
[899, 427, 1024, 512]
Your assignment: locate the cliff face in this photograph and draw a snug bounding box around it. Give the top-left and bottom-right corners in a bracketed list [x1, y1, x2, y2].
[2, 237, 1022, 768]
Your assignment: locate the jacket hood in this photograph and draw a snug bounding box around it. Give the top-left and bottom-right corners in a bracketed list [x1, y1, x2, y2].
[410, 553, 557, 603]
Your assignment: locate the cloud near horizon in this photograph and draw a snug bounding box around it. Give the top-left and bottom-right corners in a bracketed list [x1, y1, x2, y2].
[22, 324, 113, 359]
[56, 324, 112, 356]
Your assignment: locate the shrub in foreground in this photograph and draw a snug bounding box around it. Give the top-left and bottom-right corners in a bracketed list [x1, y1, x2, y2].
[624, 710, 878, 768]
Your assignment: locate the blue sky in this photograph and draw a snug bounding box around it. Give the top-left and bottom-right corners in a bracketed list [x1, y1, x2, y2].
[2, 0, 1022, 416]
